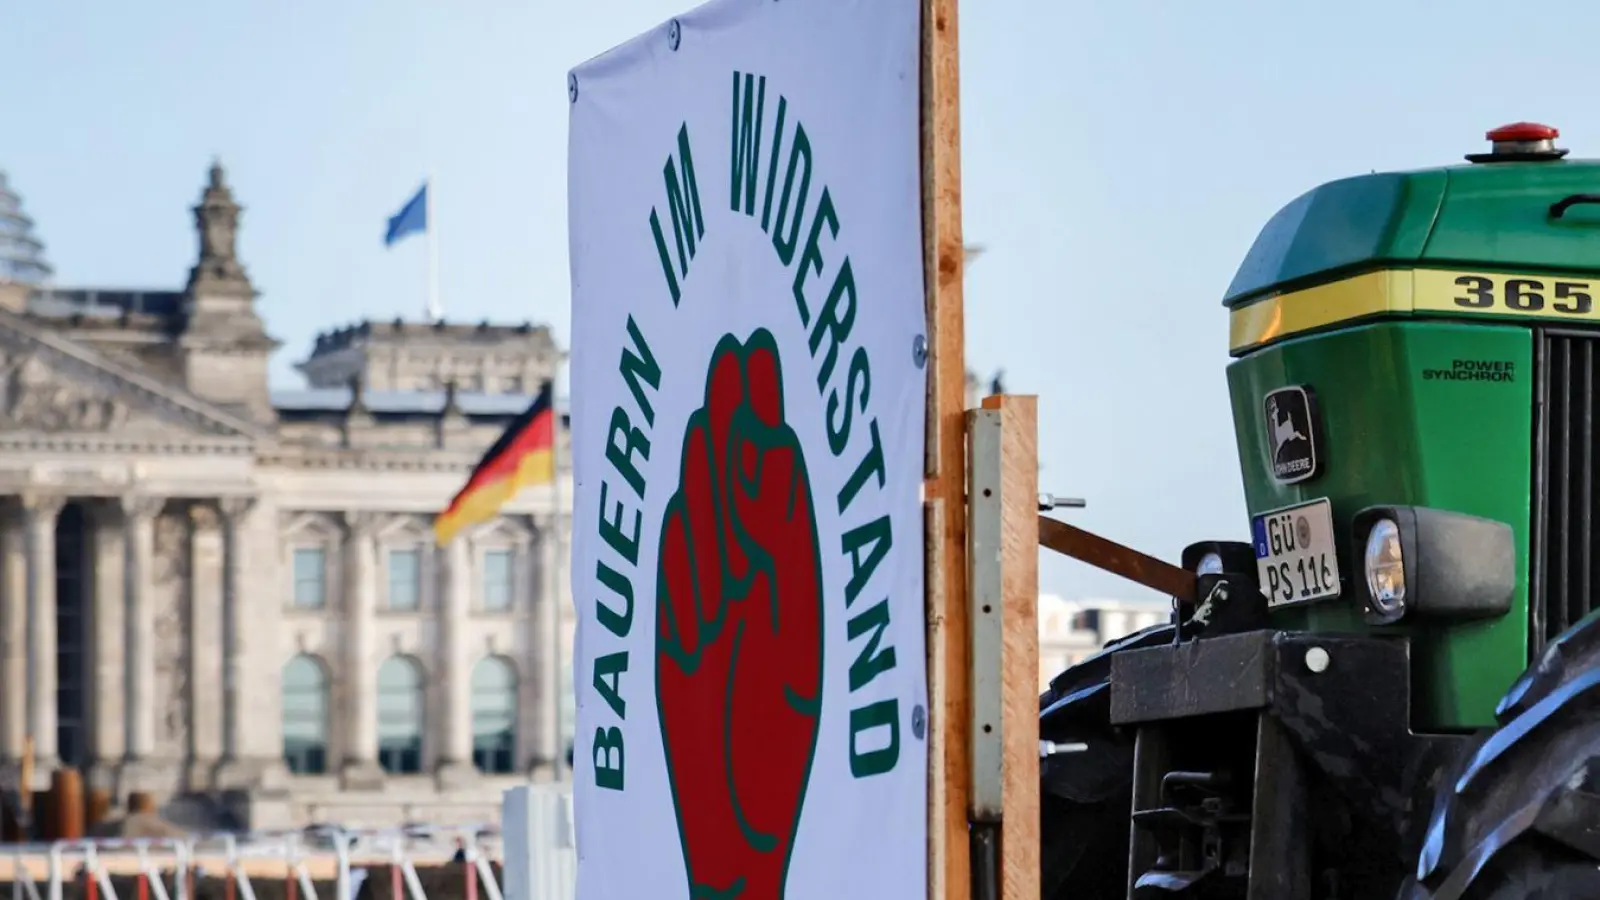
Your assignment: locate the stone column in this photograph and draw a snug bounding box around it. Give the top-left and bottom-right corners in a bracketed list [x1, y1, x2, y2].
[22, 491, 64, 772]
[0, 503, 26, 762]
[532, 516, 560, 778]
[341, 512, 383, 788]
[218, 497, 255, 764]
[436, 536, 474, 786]
[89, 505, 127, 783]
[120, 495, 162, 765]
[186, 504, 224, 782]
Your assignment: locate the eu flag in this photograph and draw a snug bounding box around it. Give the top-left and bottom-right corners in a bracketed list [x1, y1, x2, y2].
[384, 182, 428, 247]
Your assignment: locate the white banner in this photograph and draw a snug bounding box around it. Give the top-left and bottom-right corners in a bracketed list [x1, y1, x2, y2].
[566, 1, 928, 898]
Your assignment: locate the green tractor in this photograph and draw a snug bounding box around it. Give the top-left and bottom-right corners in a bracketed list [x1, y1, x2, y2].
[1040, 122, 1600, 899]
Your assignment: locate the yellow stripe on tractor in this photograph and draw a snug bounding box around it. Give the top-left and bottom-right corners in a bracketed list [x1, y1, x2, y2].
[1229, 268, 1600, 354]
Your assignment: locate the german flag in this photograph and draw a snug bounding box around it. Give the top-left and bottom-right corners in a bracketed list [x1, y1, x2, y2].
[434, 381, 557, 545]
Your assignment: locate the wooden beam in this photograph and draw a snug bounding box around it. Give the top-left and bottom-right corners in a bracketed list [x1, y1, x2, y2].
[1037, 516, 1198, 603]
[921, 0, 968, 897]
[983, 395, 1041, 900]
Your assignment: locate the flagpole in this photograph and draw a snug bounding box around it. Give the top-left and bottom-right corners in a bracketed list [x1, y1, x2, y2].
[551, 367, 569, 781]
[425, 171, 442, 322]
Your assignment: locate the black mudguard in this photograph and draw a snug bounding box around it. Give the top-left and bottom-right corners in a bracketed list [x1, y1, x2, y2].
[1405, 608, 1600, 900]
[1039, 622, 1175, 802]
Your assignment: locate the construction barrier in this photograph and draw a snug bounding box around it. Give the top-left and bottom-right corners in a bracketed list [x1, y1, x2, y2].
[498, 786, 572, 900]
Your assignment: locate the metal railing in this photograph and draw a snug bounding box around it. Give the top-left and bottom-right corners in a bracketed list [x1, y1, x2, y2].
[2, 828, 504, 900]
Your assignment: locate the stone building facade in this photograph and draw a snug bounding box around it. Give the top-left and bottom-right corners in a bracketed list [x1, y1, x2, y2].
[0, 164, 573, 830]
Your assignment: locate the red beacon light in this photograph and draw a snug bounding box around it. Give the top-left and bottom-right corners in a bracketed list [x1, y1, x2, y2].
[1467, 121, 1568, 163]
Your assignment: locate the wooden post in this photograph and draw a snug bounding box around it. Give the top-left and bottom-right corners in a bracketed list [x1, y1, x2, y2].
[921, 0, 970, 898]
[982, 396, 1041, 900]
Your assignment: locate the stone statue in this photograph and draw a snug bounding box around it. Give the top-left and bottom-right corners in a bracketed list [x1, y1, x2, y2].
[188, 159, 248, 286]
[0, 352, 130, 432]
[199, 161, 238, 261]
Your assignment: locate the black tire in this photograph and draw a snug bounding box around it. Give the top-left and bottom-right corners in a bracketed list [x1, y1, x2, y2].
[1400, 836, 1600, 900]
[1037, 624, 1187, 898]
[1038, 659, 1143, 897]
[1404, 662, 1600, 899]
[1041, 789, 1131, 900]
[1447, 840, 1600, 900]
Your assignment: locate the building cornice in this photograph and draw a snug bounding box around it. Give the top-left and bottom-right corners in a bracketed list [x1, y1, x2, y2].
[0, 433, 574, 473]
[0, 435, 256, 456]
[257, 448, 487, 473]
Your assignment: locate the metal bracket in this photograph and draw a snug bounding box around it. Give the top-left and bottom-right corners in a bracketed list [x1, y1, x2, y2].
[967, 407, 1004, 823]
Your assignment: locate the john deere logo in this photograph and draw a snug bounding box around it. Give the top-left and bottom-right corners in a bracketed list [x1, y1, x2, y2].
[1263, 385, 1321, 484]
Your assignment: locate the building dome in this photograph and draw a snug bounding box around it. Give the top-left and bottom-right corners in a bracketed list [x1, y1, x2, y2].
[0, 171, 53, 285]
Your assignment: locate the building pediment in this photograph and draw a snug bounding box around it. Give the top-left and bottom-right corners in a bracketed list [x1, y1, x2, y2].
[0, 307, 263, 444]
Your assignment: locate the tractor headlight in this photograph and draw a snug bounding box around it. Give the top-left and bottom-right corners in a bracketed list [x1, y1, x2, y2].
[1180, 541, 1257, 580]
[1351, 506, 1515, 626]
[1363, 518, 1406, 618]
[1177, 540, 1264, 629]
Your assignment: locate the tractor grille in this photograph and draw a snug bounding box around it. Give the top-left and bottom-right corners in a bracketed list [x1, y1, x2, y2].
[1531, 329, 1600, 652]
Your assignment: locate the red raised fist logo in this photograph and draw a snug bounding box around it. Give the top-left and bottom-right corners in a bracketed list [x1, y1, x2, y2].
[656, 329, 825, 900]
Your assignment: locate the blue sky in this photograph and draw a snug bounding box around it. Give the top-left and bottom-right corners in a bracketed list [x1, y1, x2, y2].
[4, 0, 1593, 602]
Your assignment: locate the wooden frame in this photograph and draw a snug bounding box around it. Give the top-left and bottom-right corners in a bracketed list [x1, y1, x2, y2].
[922, 0, 1043, 897]
[983, 396, 1041, 900]
[921, 0, 971, 896]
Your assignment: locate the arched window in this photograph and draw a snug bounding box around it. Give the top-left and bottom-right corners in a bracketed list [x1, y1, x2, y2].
[377, 656, 425, 774]
[282, 655, 329, 774]
[471, 657, 517, 774]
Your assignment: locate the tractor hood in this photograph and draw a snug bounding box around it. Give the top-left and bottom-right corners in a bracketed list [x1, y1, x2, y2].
[1224, 123, 1600, 310]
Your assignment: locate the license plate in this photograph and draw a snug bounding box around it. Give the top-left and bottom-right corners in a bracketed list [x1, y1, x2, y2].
[1251, 498, 1342, 608]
